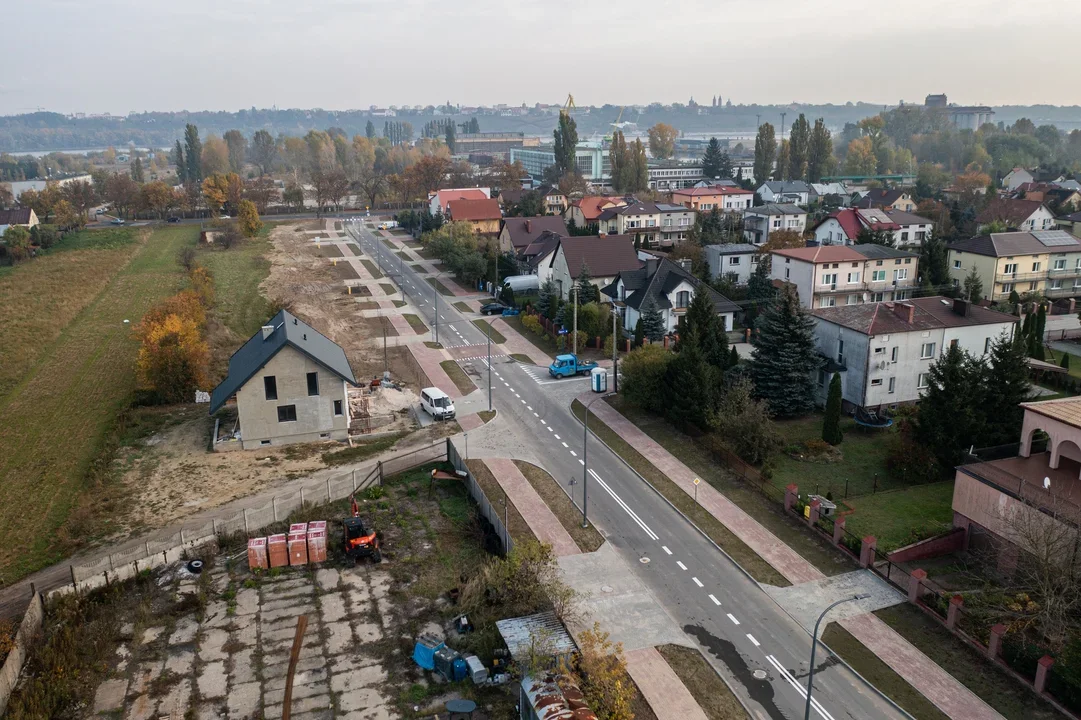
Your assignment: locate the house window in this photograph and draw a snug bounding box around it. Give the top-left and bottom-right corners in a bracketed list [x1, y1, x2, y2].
[277, 405, 297, 423]
[917, 373, 930, 390]
[896, 290, 910, 300]
[847, 294, 859, 305]
[891, 346, 899, 362]
[920, 342, 936, 359]
[894, 268, 908, 281]
[1033, 262, 1042, 272]
[953, 260, 962, 269]
[871, 378, 883, 386]
[1052, 279, 1063, 289]
[888, 377, 896, 393]
[676, 291, 690, 308]
[876, 260, 884, 266]
[822, 273, 838, 286]
[785, 268, 790, 279]
[847, 272, 860, 284]
[900, 232, 909, 242]
[820, 296, 837, 307]
[1029, 282, 1038, 291]
[264, 376, 278, 401]
[334, 399, 343, 416]
[1002, 282, 1014, 293]
[837, 338, 845, 364]
[307, 372, 319, 396]
[874, 347, 886, 355]
[1004, 263, 1018, 274]
[916, 231, 927, 241]
[872, 270, 886, 281]
[1054, 259, 1066, 271]
[872, 292, 885, 302]
[260, 439, 272, 446]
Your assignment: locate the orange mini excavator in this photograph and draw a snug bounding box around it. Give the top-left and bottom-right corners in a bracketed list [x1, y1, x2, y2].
[342, 496, 382, 565]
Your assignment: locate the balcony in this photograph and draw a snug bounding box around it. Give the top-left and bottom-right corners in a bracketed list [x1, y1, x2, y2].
[995, 271, 1046, 283]
[1045, 285, 1081, 298]
[1047, 268, 1081, 280]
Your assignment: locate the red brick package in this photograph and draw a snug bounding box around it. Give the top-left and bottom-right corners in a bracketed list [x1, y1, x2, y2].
[288, 531, 308, 566]
[247, 537, 268, 570]
[267, 533, 289, 568]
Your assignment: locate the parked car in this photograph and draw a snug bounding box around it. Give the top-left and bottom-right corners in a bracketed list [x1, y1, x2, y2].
[480, 302, 507, 316]
[111, 218, 125, 225]
[220, 214, 231, 220]
[167, 216, 181, 223]
[420, 387, 455, 420]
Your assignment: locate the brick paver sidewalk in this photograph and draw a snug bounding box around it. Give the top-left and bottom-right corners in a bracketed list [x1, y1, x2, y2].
[407, 343, 462, 398]
[584, 394, 1003, 720]
[483, 458, 579, 557]
[624, 648, 709, 720]
[491, 317, 552, 366]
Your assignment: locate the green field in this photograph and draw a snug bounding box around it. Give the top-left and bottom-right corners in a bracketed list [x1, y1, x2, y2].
[772, 414, 899, 498]
[843, 482, 955, 551]
[0, 226, 200, 583]
[196, 235, 272, 338]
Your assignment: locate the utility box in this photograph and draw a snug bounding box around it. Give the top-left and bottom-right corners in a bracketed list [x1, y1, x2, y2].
[267, 534, 289, 568]
[247, 537, 268, 570]
[590, 366, 607, 393]
[464, 655, 488, 684]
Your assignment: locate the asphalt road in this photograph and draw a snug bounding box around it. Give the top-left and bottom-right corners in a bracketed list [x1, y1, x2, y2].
[347, 217, 906, 719]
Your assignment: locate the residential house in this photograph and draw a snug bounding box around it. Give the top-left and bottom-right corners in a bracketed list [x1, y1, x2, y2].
[812, 208, 934, 248]
[656, 203, 696, 247]
[498, 187, 526, 208]
[704, 243, 760, 285]
[0, 208, 40, 235]
[2, 173, 92, 202]
[1010, 183, 1081, 213]
[209, 310, 357, 450]
[1002, 167, 1035, 192]
[523, 231, 563, 285]
[1058, 210, 1081, 239]
[851, 188, 917, 212]
[498, 216, 569, 255]
[647, 162, 705, 191]
[811, 297, 1015, 411]
[447, 198, 502, 234]
[757, 181, 811, 206]
[809, 182, 851, 206]
[563, 196, 626, 229]
[771, 244, 919, 309]
[545, 235, 641, 300]
[952, 397, 1081, 571]
[598, 201, 662, 248]
[534, 184, 569, 215]
[976, 198, 1057, 233]
[742, 203, 807, 245]
[947, 230, 1081, 302]
[670, 186, 754, 212]
[429, 187, 491, 216]
[603, 256, 739, 334]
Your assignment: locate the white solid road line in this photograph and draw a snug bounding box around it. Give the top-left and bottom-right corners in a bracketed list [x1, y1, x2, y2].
[662, 546, 672, 555]
[746, 634, 760, 647]
[709, 594, 721, 605]
[588, 468, 659, 540]
[692, 577, 704, 587]
[727, 613, 740, 625]
[765, 655, 835, 720]
[676, 561, 687, 570]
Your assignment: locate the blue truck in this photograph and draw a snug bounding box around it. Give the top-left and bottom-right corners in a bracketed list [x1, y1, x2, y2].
[548, 354, 598, 378]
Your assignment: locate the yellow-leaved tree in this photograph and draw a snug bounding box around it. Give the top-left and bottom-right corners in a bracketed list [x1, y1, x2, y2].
[136, 314, 209, 404]
[561, 623, 636, 720]
[237, 199, 262, 238]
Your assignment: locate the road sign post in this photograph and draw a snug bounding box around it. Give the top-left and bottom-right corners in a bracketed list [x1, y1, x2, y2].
[693, 477, 700, 511]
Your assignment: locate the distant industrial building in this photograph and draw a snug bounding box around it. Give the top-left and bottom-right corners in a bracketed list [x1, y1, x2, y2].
[453, 132, 539, 160]
[924, 93, 994, 131]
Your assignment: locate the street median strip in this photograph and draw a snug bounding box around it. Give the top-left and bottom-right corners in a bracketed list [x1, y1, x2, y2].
[360, 259, 383, 278]
[513, 460, 604, 553]
[472, 319, 507, 344]
[403, 313, 428, 335]
[440, 360, 476, 395]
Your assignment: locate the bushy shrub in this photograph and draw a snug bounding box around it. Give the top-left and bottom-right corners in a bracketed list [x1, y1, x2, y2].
[521, 313, 543, 335]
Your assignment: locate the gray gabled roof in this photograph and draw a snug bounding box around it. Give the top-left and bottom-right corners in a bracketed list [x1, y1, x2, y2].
[761, 180, 810, 193]
[603, 258, 739, 315]
[209, 309, 357, 414]
[745, 203, 806, 216]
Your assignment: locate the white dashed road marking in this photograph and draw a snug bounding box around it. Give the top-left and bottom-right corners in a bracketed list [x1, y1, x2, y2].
[746, 634, 760, 647]
[676, 561, 687, 570]
[692, 577, 703, 587]
[727, 613, 740, 625]
[709, 594, 721, 606]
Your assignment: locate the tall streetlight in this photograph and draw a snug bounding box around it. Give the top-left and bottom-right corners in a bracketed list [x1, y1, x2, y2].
[582, 393, 612, 528]
[804, 594, 869, 720]
[486, 319, 493, 412]
[432, 271, 448, 345]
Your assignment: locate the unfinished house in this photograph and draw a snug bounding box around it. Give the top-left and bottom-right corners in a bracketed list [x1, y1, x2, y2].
[210, 310, 357, 450]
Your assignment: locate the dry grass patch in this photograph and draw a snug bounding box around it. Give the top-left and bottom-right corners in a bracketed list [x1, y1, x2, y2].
[403, 313, 428, 335]
[317, 244, 343, 258]
[656, 645, 749, 720]
[360, 259, 383, 278]
[513, 460, 603, 552]
[440, 360, 476, 395]
[465, 460, 537, 545]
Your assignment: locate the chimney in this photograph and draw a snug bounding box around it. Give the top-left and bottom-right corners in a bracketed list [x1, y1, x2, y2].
[953, 298, 970, 317]
[525, 219, 532, 233]
[645, 257, 660, 277]
[892, 302, 915, 324]
[261, 325, 275, 340]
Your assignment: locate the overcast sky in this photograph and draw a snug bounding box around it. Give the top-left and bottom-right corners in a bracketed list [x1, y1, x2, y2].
[4, 0, 1080, 116]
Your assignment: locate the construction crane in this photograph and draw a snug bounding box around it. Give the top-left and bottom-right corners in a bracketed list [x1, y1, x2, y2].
[561, 94, 576, 117]
[610, 105, 638, 132]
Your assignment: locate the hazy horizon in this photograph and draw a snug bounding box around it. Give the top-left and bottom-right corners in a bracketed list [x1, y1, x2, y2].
[4, 0, 1081, 116]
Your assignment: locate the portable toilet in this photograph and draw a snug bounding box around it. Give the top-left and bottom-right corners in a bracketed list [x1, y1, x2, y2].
[590, 366, 607, 393]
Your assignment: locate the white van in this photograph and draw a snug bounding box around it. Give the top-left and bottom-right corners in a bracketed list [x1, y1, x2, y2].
[420, 387, 455, 420]
[378, 220, 399, 230]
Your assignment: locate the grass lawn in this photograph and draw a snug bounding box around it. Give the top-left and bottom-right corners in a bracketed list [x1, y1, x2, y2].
[655, 645, 749, 720]
[608, 396, 857, 578]
[345, 243, 361, 256]
[874, 604, 1061, 720]
[417, 247, 439, 261]
[571, 399, 789, 586]
[844, 482, 955, 551]
[772, 414, 901, 499]
[477, 410, 496, 423]
[440, 360, 476, 395]
[511, 353, 534, 364]
[424, 341, 443, 349]
[0, 225, 200, 584]
[409, 263, 423, 271]
[453, 301, 473, 313]
[360, 259, 383, 278]
[196, 234, 272, 338]
[503, 314, 561, 356]
[379, 283, 396, 295]
[403, 313, 428, 335]
[427, 277, 453, 296]
[380, 237, 396, 250]
[513, 460, 604, 553]
[392, 300, 407, 308]
[471, 319, 507, 344]
[820, 623, 949, 720]
[317, 244, 343, 258]
[466, 460, 536, 545]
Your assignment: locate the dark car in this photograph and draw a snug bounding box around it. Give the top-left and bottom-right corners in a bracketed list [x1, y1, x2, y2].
[480, 302, 507, 315]
[167, 216, 181, 223]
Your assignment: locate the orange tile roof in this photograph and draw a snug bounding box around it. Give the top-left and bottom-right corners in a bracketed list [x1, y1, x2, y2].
[448, 198, 502, 221]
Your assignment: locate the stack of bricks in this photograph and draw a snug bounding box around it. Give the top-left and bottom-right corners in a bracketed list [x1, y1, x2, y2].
[267, 533, 288, 568]
[288, 523, 309, 566]
[247, 537, 268, 570]
[307, 520, 327, 563]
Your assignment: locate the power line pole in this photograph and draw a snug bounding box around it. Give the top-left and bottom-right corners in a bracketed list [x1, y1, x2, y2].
[487, 321, 492, 412]
[572, 286, 579, 357]
[612, 310, 619, 393]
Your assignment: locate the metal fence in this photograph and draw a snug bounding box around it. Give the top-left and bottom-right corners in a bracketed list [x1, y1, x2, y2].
[69, 441, 449, 583]
[447, 440, 514, 555]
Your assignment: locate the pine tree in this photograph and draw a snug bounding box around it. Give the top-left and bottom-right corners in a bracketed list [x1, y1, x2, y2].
[962, 265, 983, 303]
[702, 138, 724, 179]
[981, 331, 1032, 445]
[536, 276, 558, 319]
[749, 285, 821, 416]
[678, 287, 729, 369]
[576, 264, 599, 304]
[174, 139, 186, 184]
[662, 343, 716, 430]
[822, 373, 843, 445]
[718, 152, 733, 179]
[915, 344, 984, 470]
[729, 345, 739, 367]
[639, 297, 666, 342]
[747, 256, 775, 303]
[634, 318, 644, 348]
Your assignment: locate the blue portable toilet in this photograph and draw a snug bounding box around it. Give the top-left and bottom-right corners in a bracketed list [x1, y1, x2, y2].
[413, 634, 443, 671]
[590, 367, 607, 393]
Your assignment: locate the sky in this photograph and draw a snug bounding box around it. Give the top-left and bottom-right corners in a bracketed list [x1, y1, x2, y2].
[4, 0, 1081, 116]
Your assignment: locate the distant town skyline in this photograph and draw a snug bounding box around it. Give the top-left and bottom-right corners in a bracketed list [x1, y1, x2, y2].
[3, 0, 1080, 116]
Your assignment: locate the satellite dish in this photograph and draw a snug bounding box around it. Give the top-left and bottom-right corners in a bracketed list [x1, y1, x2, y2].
[1044, 476, 1052, 490]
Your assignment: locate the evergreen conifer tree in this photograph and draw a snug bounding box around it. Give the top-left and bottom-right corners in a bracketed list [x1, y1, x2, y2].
[981, 331, 1032, 445]
[822, 373, 843, 445]
[702, 138, 724, 179]
[748, 285, 821, 416]
[639, 297, 666, 342]
[915, 344, 984, 470]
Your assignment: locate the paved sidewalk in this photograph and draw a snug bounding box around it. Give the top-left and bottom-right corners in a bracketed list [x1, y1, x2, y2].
[406, 343, 461, 398]
[584, 394, 1003, 720]
[624, 648, 709, 720]
[483, 458, 579, 557]
[490, 317, 552, 366]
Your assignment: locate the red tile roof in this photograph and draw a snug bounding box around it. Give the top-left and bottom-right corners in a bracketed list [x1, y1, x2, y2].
[571, 196, 625, 222]
[671, 186, 753, 197]
[433, 188, 489, 210]
[448, 198, 502, 222]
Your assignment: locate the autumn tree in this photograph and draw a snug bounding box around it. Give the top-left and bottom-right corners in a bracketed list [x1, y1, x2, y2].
[183, 123, 203, 184]
[553, 111, 579, 178]
[759, 229, 805, 254]
[237, 199, 262, 238]
[250, 130, 276, 175]
[647, 122, 678, 159]
[54, 199, 84, 230]
[753, 122, 776, 183]
[844, 136, 877, 175]
[221, 129, 247, 174]
[103, 173, 140, 218]
[130, 156, 145, 183]
[561, 623, 636, 720]
[2, 225, 32, 262]
[136, 314, 210, 404]
[202, 173, 242, 215]
[631, 138, 649, 193]
[807, 119, 834, 183]
[243, 176, 280, 213]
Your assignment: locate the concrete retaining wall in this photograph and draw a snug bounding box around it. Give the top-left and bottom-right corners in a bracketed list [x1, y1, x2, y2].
[0, 593, 44, 716]
[886, 528, 966, 564]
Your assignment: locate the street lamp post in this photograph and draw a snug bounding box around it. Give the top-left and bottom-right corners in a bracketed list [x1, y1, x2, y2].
[804, 594, 868, 720]
[487, 320, 492, 412]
